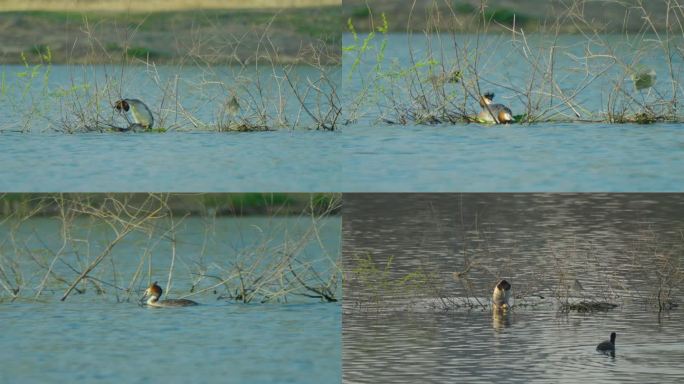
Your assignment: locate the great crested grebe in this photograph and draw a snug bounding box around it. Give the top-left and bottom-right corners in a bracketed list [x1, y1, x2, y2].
[114, 98, 154, 131]
[596, 332, 616, 354]
[492, 279, 512, 310]
[477, 92, 513, 124]
[140, 282, 198, 308]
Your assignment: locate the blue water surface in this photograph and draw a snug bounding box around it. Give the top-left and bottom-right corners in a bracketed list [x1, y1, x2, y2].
[340, 123, 684, 191]
[0, 132, 341, 191]
[0, 300, 340, 384]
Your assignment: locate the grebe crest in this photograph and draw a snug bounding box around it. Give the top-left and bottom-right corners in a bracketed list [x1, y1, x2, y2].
[114, 98, 154, 131]
[596, 332, 616, 355]
[492, 279, 512, 310]
[477, 92, 513, 124]
[141, 281, 198, 308]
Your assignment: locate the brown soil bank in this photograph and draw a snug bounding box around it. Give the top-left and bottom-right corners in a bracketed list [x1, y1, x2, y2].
[0, 5, 340, 65]
[344, 0, 675, 33]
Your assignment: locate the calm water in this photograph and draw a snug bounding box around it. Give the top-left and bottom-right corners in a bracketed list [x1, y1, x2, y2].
[339, 33, 684, 191]
[0, 215, 341, 383]
[340, 124, 684, 191]
[342, 194, 684, 382]
[3, 123, 682, 192]
[2, 300, 340, 384]
[0, 132, 341, 191]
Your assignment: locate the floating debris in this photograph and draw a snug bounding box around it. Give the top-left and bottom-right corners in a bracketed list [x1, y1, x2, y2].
[560, 300, 618, 313]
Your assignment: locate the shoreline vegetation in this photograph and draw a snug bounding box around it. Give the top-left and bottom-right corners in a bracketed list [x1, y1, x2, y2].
[0, 5, 340, 65]
[346, 251, 681, 314]
[0, 193, 341, 303]
[343, 0, 684, 125]
[0, 193, 341, 216]
[1, 0, 340, 12]
[343, 0, 675, 33]
[0, 2, 342, 132]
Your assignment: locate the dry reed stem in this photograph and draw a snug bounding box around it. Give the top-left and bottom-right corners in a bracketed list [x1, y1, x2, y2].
[345, 0, 684, 125]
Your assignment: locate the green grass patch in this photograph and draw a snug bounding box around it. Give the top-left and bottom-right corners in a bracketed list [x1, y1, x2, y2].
[454, 3, 476, 14]
[201, 193, 293, 211]
[484, 8, 530, 26]
[350, 6, 371, 18]
[125, 46, 166, 60]
[29, 43, 50, 56]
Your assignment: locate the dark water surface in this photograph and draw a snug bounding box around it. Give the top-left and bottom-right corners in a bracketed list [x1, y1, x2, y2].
[342, 194, 684, 383]
[344, 309, 683, 383]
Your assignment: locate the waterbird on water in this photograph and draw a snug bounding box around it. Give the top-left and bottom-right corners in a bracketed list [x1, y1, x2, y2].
[226, 92, 241, 116]
[477, 92, 513, 124]
[140, 282, 198, 308]
[596, 332, 616, 355]
[492, 279, 512, 310]
[114, 98, 154, 131]
[632, 66, 656, 91]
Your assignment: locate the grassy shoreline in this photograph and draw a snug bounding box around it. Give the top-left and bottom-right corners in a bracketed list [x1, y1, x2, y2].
[0, 193, 342, 216]
[343, 0, 675, 33]
[342, 0, 684, 125]
[0, 0, 340, 11]
[0, 7, 340, 65]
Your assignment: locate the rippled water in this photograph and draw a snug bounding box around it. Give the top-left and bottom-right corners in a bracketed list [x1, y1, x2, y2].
[344, 309, 684, 383]
[342, 194, 684, 382]
[0, 215, 341, 383]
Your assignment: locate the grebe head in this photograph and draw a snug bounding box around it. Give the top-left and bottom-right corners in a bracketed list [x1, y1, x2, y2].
[480, 92, 495, 107]
[114, 99, 130, 112]
[492, 279, 512, 309]
[496, 279, 511, 291]
[141, 281, 162, 305]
